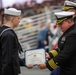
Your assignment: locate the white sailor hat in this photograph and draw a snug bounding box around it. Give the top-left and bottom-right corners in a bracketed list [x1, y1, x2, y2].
[62, 1, 76, 11]
[54, 11, 75, 24]
[4, 8, 21, 16]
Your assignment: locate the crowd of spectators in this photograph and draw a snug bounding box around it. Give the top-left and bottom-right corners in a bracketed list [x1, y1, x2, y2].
[0, 0, 75, 24]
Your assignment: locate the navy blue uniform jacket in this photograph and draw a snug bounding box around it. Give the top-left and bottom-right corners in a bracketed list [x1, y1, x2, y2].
[0, 25, 22, 75]
[46, 24, 76, 75]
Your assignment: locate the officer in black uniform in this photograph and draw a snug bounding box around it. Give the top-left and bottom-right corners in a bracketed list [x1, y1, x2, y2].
[50, 1, 76, 74]
[62, 0, 76, 25]
[38, 11, 76, 75]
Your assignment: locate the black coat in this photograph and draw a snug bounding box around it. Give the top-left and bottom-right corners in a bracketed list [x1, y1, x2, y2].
[46, 24, 76, 75]
[73, 17, 76, 25]
[0, 25, 22, 75]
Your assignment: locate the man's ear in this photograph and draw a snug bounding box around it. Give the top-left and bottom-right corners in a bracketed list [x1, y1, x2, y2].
[11, 17, 14, 22]
[67, 19, 71, 24]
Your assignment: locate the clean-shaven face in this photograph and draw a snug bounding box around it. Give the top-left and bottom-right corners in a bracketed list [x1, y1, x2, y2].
[13, 16, 21, 27]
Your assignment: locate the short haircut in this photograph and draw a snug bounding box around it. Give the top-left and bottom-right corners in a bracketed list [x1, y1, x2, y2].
[4, 14, 16, 21]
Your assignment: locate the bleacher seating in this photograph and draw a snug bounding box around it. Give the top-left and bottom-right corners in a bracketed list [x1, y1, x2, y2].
[14, 8, 61, 58]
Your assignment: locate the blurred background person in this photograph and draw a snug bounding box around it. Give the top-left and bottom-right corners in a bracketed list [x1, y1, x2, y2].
[62, 0, 76, 24]
[36, 20, 47, 49]
[45, 19, 54, 53]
